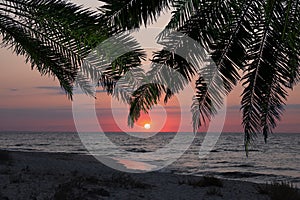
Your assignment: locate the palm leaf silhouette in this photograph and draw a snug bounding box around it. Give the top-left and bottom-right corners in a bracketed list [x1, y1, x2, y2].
[1, 0, 299, 154]
[0, 0, 110, 98]
[103, 0, 299, 153]
[99, 0, 170, 30]
[241, 0, 300, 153]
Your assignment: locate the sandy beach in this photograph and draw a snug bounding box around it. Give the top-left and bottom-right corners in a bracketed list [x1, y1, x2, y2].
[0, 150, 284, 200]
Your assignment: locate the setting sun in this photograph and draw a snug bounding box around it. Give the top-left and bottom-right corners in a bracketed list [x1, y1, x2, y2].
[144, 123, 151, 129]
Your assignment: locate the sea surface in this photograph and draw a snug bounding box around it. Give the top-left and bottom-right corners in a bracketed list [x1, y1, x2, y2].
[0, 131, 299, 187]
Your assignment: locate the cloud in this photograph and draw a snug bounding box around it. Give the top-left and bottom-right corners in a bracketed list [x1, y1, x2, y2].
[70, 88, 106, 95]
[35, 86, 62, 91]
[8, 88, 19, 92]
[35, 86, 66, 95]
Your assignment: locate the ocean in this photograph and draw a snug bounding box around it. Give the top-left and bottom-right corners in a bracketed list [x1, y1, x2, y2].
[0, 131, 299, 187]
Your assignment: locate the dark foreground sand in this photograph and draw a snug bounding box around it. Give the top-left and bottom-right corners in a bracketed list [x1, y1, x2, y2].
[0, 150, 276, 200]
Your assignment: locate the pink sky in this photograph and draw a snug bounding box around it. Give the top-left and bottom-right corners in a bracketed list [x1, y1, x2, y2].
[0, 0, 299, 133]
[0, 45, 299, 133]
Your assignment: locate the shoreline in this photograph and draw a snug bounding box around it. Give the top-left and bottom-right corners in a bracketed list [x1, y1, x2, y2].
[1, 149, 297, 185]
[1, 150, 295, 199]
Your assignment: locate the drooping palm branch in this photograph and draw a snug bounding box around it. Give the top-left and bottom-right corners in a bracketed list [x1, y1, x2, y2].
[79, 32, 146, 98]
[128, 50, 197, 127]
[241, 0, 300, 153]
[175, 0, 298, 153]
[0, 0, 110, 98]
[0, 0, 148, 100]
[179, 0, 251, 131]
[173, 0, 298, 153]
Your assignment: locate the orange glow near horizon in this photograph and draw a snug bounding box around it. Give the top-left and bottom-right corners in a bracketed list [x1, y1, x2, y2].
[135, 112, 152, 128]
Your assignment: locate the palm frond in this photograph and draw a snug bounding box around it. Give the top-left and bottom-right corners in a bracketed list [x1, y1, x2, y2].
[281, 0, 300, 87]
[128, 30, 209, 127]
[241, 0, 300, 154]
[99, 0, 170, 31]
[152, 49, 197, 102]
[128, 83, 161, 127]
[157, 0, 299, 150]
[76, 32, 146, 100]
[158, 0, 201, 39]
[99, 50, 146, 96]
[166, 0, 253, 131]
[0, 0, 109, 98]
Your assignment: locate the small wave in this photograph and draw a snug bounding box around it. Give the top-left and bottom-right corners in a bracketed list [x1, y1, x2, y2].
[217, 171, 263, 178]
[210, 149, 221, 153]
[76, 148, 88, 152]
[216, 161, 230, 164]
[232, 164, 254, 168]
[14, 144, 25, 147]
[6, 148, 37, 152]
[36, 143, 50, 146]
[125, 148, 152, 153]
[266, 167, 298, 171]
